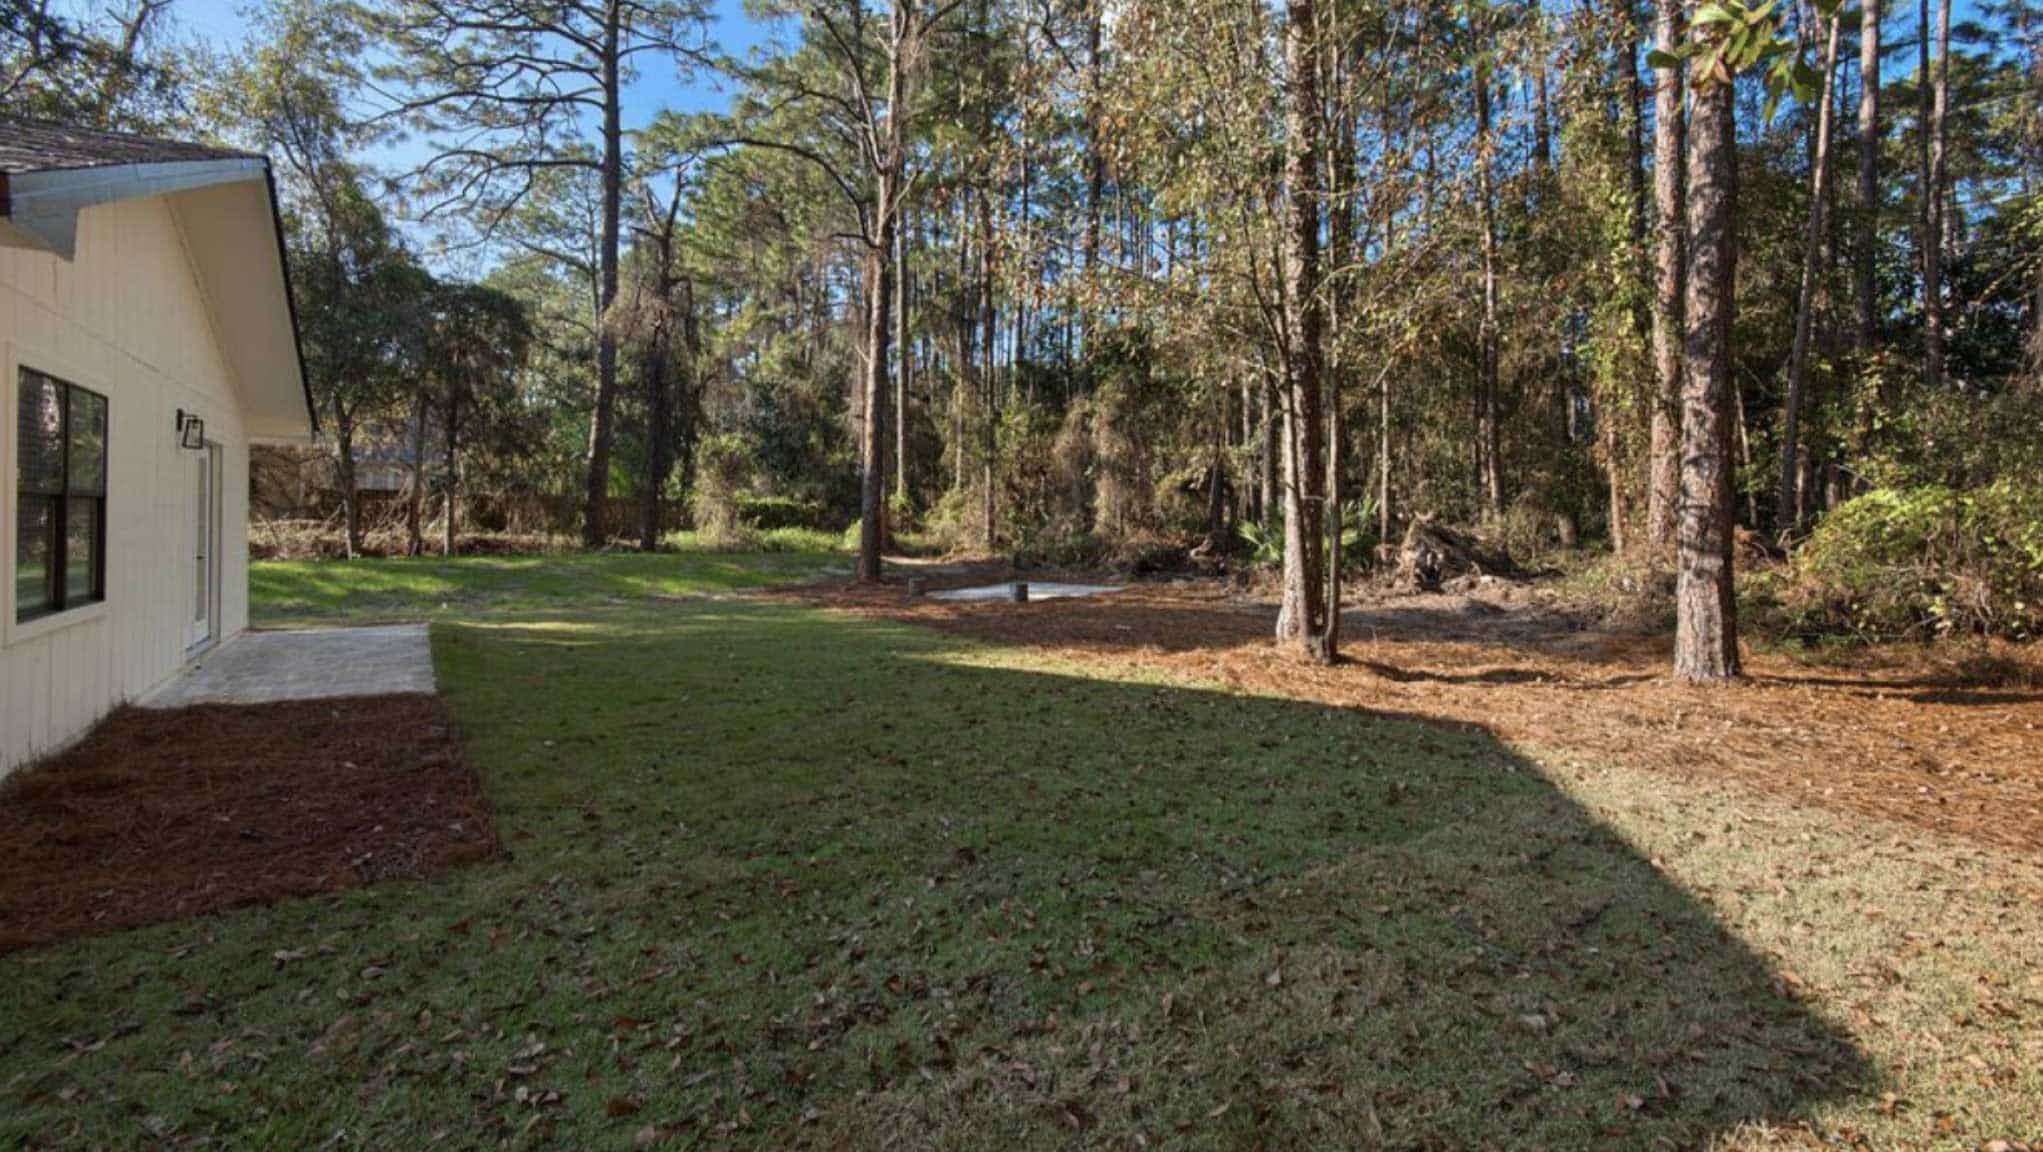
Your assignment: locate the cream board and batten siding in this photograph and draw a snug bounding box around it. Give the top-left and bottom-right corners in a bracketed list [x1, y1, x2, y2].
[0, 193, 250, 774]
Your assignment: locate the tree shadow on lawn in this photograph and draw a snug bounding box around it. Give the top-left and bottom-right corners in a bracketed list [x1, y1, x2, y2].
[0, 607, 1869, 1149]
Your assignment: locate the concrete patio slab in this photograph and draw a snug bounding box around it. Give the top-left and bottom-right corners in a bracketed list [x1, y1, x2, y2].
[141, 625, 436, 708]
[929, 581, 1122, 603]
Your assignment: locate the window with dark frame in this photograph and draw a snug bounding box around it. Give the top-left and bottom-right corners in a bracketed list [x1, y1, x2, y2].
[14, 368, 107, 623]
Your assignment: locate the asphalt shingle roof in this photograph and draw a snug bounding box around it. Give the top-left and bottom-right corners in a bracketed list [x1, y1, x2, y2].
[0, 118, 261, 176]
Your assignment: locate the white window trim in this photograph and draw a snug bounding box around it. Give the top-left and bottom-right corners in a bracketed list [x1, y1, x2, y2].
[2, 340, 112, 649]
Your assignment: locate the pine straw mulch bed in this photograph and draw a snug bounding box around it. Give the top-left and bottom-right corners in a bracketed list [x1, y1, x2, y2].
[0, 695, 497, 954]
[774, 568, 2043, 860]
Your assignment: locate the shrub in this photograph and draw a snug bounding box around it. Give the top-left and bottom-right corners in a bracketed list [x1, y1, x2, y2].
[1784, 483, 2043, 640]
[734, 494, 828, 531]
[689, 433, 755, 546]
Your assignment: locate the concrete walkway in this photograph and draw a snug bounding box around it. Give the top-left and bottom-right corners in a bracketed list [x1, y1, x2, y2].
[141, 625, 436, 708]
[929, 581, 1122, 603]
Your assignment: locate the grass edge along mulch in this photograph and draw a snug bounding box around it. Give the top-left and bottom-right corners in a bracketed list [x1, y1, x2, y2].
[0, 694, 497, 954]
[773, 570, 2043, 861]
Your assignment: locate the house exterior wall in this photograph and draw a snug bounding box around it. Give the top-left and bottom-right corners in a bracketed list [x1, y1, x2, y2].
[0, 195, 250, 775]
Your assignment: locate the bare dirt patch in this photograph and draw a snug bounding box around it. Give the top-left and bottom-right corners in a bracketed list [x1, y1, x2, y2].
[780, 569, 2043, 858]
[0, 695, 496, 953]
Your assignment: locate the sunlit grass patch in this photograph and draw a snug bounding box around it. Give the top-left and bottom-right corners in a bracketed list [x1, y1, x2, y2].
[250, 543, 847, 627]
[5, 584, 2036, 1148]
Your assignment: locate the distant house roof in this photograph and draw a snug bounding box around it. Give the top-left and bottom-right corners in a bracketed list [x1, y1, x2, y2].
[0, 119, 263, 175]
[0, 118, 314, 443]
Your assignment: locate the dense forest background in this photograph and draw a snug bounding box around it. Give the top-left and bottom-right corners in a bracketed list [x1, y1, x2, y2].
[5, 0, 2040, 671]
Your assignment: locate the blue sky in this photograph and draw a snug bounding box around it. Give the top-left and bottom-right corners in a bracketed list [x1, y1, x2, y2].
[169, 0, 786, 266]
[172, 0, 785, 158]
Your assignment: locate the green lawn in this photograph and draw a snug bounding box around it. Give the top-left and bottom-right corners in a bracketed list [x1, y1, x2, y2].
[249, 534, 848, 627]
[3, 557, 2036, 1148]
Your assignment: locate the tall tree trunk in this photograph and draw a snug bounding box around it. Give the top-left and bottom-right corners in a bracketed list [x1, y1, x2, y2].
[1324, 27, 1354, 658]
[1378, 371, 1392, 544]
[1647, 0, 1686, 559]
[404, 395, 428, 557]
[1277, 0, 1333, 663]
[442, 393, 461, 557]
[1778, 14, 1843, 533]
[1675, 74, 1741, 682]
[953, 206, 974, 494]
[1083, 0, 1105, 379]
[1923, 0, 1951, 389]
[1261, 375, 1279, 522]
[894, 207, 911, 509]
[1915, 0, 1932, 384]
[674, 275, 701, 503]
[979, 191, 998, 550]
[582, 0, 624, 549]
[333, 417, 364, 559]
[859, 237, 892, 581]
[1855, 0, 1882, 355]
[2027, 1, 2043, 384]
[1474, 58, 1503, 516]
[856, 4, 910, 584]
[639, 252, 677, 553]
[1615, 0, 1650, 557]
[640, 339, 673, 551]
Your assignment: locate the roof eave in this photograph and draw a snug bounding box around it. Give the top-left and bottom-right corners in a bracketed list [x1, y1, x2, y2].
[0, 157, 270, 260]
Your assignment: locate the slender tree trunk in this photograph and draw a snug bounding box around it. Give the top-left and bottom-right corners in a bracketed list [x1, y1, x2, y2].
[1083, 0, 1105, 377]
[640, 353, 672, 551]
[1778, 14, 1843, 533]
[2031, 0, 2043, 384]
[1916, 0, 1932, 382]
[1647, 0, 1686, 559]
[1260, 375, 1279, 522]
[894, 207, 911, 510]
[403, 395, 428, 557]
[1378, 372, 1392, 545]
[859, 237, 892, 581]
[1324, 31, 1354, 657]
[639, 262, 676, 553]
[1675, 75, 1741, 682]
[582, 0, 624, 550]
[442, 393, 461, 557]
[954, 207, 973, 494]
[979, 191, 998, 550]
[674, 275, 700, 502]
[1277, 0, 1333, 663]
[2026, 0, 2043, 384]
[333, 417, 363, 559]
[1616, 0, 1649, 557]
[1474, 59, 1503, 516]
[1603, 407, 1628, 553]
[1855, 0, 1882, 355]
[856, 5, 911, 584]
[1923, 0, 1951, 389]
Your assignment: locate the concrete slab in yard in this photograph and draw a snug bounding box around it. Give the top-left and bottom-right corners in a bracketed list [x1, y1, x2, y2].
[928, 581, 1121, 603]
[141, 625, 436, 708]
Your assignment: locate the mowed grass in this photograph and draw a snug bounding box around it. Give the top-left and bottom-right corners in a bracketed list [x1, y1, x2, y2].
[249, 531, 848, 627]
[2, 560, 2038, 1147]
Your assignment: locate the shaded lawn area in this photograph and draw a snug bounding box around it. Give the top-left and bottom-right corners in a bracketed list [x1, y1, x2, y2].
[1, 599, 2035, 1147]
[250, 540, 849, 628]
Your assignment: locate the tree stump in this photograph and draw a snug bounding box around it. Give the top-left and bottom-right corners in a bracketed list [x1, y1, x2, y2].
[1396, 516, 1514, 593]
